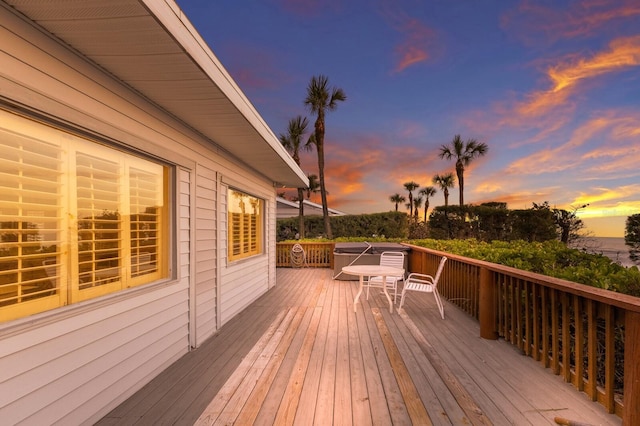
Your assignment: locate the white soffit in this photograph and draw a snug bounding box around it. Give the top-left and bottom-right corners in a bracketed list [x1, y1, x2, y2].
[4, 0, 308, 188]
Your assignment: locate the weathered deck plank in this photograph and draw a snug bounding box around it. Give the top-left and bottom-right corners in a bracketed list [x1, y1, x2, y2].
[98, 268, 621, 426]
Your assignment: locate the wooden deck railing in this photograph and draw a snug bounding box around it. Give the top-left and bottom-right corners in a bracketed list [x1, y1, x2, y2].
[406, 243, 640, 424]
[276, 241, 640, 423]
[275, 242, 334, 268]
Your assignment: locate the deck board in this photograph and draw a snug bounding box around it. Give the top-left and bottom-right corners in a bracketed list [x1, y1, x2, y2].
[98, 268, 621, 426]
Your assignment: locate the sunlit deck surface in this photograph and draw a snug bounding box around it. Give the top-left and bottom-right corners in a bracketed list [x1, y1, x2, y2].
[98, 268, 621, 425]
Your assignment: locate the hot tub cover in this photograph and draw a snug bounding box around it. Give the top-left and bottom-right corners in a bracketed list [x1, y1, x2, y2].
[333, 242, 410, 254]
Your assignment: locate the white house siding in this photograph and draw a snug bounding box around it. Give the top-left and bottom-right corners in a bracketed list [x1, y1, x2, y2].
[219, 178, 275, 326]
[0, 4, 279, 425]
[194, 164, 218, 344]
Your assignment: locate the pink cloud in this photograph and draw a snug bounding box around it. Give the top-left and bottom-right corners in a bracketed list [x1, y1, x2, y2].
[377, 3, 437, 73]
[501, 0, 640, 45]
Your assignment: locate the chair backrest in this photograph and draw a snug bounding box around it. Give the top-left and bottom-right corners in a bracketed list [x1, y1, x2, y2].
[432, 256, 448, 287]
[379, 251, 404, 269]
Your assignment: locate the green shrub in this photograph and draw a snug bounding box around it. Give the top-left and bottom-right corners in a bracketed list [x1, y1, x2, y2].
[276, 211, 408, 241]
[410, 239, 640, 297]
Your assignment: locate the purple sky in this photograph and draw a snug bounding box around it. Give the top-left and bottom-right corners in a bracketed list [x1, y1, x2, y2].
[176, 0, 640, 237]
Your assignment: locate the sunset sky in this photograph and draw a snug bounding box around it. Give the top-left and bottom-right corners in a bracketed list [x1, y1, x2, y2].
[177, 0, 640, 237]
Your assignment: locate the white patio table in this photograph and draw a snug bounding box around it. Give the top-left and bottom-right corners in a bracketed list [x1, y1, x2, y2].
[341, 264, 404, 314]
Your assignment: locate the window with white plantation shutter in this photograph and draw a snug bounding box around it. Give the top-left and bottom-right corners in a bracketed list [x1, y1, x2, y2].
[0, 110, 169, 322]
[227, 189, 263, 261]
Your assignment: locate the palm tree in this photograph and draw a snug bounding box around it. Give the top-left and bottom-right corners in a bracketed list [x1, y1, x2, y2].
[389, 193, 406, 211]
[413, 197, 423, 221]
[438, 134, 488, 206]
[305, 75, 346, 239]
[419, 186, 437, 221]
[305, 173, 320, 201]
[403, 181, 420, 218]
[279, 116, 311, 238]
[433, 173, 455, 208]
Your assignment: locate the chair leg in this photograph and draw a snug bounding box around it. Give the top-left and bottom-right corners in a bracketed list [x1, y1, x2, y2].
[366, 283, 370, 300]
[434, 289, 445, 319]
[398, 290, 407, 310]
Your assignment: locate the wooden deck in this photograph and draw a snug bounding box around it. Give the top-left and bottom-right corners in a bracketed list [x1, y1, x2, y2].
[98, 268, 621, 425]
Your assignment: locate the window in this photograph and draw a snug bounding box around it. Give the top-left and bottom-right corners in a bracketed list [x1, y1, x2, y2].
[0, 111, 170, 322]
[227, 189, 263, 261]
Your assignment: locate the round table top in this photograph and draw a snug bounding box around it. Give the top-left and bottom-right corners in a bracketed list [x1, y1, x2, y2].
[341, 264, 404, 276]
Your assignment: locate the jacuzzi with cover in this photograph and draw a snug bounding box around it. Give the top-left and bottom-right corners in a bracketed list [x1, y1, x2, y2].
[333, 242, 410, 280]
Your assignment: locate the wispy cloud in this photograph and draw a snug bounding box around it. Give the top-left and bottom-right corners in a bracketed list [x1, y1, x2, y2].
[377, 3, 436, 73]
[510, 36, 640, 122]
[501, 0, 640, 44]
[392, 18, 434, 73]
[504, 110, 640, 176]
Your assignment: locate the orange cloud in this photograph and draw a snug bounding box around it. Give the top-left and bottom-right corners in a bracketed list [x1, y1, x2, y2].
[512, 36, 640, 120]
[392, 18, 434, 73]
[504, 110, 640, 176]
[377, 3, 436, 73]
[549, 36, 640, 91]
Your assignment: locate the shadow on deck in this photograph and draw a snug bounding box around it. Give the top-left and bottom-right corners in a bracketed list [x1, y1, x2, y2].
[98, 268, 620, 425]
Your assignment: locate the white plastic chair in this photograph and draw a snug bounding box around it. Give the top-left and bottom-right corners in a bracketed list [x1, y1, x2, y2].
[366, 251, 405, 303]
[398, 256, 447, 319]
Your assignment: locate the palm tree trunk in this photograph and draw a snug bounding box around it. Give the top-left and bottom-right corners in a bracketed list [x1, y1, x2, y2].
[297, 187, 305, 239]
[456, 163, 464, 206]
[315, 112, 332, 239]
[408, 192, 413, 218]
[318, 143, 332, 238]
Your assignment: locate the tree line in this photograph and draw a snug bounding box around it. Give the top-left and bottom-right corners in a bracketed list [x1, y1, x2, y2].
[390, 134, 488, 222]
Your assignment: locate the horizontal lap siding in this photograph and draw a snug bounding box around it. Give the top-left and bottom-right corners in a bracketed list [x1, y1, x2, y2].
[0, 8, 194, 425]
[1, 4, 279, 424]
[219, 183, 275, 326]
[0, 168, 192, 425]
[195, 165, 218, 344]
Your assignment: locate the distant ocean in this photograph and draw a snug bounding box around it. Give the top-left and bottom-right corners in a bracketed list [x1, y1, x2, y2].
[573, 237, 636, 268]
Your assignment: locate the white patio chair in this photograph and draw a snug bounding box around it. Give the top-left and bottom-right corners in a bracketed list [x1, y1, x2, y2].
[366, 251, 405, 303]
[398, 256, 447, 319]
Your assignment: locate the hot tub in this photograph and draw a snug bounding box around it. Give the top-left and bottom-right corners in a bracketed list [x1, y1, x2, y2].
[333, 242, 410, 280]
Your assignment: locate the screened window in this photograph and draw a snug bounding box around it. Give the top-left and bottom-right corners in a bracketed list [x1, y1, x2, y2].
[0, 111, 170, 322]
[227, 189, 263, 261]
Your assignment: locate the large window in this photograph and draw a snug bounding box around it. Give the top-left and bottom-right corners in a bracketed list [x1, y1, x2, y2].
[227, 189, 263, 261]
[0, 111, 170, 322]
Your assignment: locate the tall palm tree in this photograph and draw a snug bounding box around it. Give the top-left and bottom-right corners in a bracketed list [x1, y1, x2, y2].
[389, 193, 406, 211]
[403, 181, 420, 218]
[419, 186, 437, 221]
[438, 134, 488, 206]
[305, 173, 320, 201]
[305, 75, 346, 239]
[413, 197, 423, 221]
[279, 116, 310, 238]
[433, 173, 455, 208]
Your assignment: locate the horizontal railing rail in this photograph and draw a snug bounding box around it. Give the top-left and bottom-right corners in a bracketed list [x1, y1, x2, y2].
[404, 243, 640, 423]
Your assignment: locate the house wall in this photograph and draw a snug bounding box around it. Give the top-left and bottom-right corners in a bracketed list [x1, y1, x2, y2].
[0, 4, 275, 424]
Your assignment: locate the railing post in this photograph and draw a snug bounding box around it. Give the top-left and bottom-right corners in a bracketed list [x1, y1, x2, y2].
[624, 310, 640, 424]
[479, 266, 497, 340]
